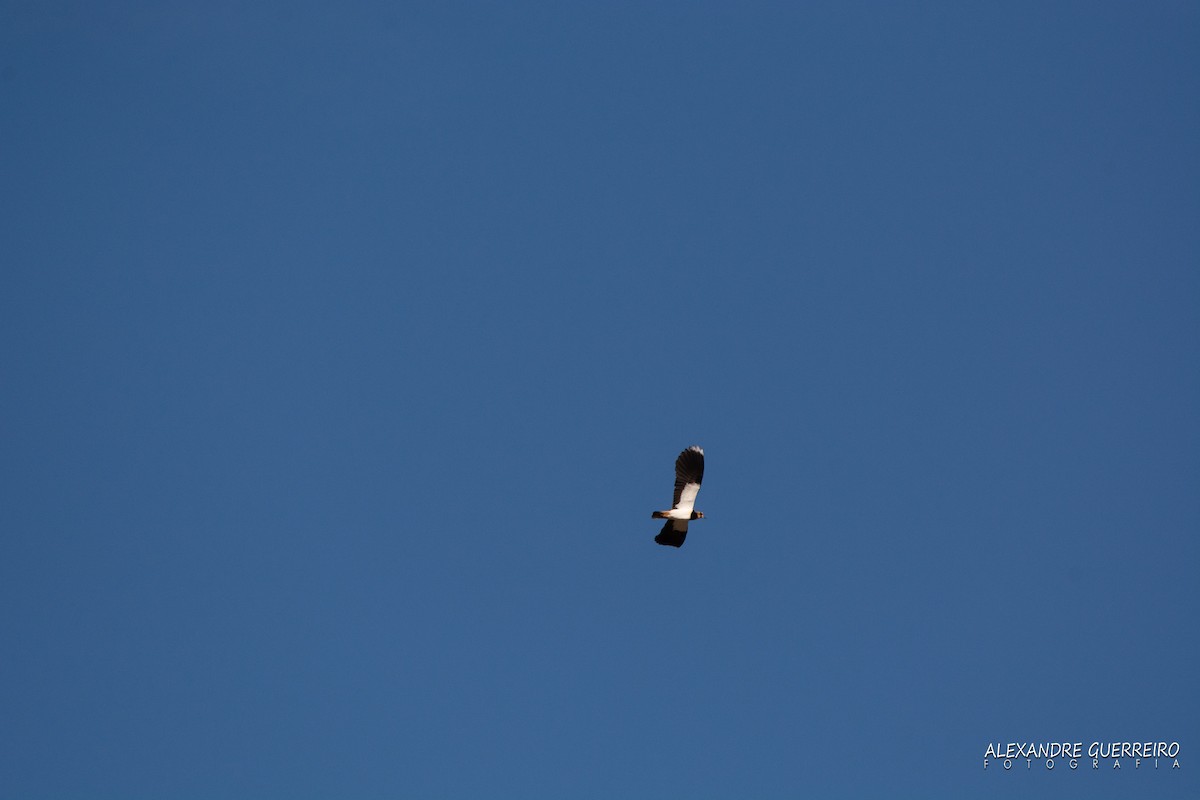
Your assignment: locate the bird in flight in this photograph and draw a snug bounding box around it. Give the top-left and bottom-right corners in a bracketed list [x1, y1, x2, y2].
[652, 445, 705, 548]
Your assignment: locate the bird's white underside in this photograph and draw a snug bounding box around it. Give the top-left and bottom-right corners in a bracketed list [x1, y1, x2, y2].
[668, 482, 701, 517]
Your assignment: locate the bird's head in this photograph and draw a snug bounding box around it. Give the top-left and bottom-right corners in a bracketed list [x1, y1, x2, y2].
[692, 511, 705, 520]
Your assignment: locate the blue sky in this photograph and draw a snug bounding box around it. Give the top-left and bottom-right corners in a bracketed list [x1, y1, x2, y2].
[1, 2, 1197, 798]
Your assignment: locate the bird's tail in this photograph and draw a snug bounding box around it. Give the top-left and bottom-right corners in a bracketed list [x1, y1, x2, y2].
[651, 511, 669, 519]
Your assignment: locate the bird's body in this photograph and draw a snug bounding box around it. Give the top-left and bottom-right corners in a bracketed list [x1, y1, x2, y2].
[652, 445, 704, 548]
[653, 508, 700, 521]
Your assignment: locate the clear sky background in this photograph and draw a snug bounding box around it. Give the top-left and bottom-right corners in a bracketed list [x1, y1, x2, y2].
[2, 3, 1197, 798]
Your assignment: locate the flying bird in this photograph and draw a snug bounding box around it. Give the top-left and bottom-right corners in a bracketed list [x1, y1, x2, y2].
[652, 445, 705, 548]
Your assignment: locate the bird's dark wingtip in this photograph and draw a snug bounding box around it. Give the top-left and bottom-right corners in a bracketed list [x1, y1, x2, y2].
[654, 520, 687, 548]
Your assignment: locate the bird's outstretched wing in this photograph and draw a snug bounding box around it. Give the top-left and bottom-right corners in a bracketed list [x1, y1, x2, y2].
[671, 445, 704, 515]
[655, 518, 688, 548]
